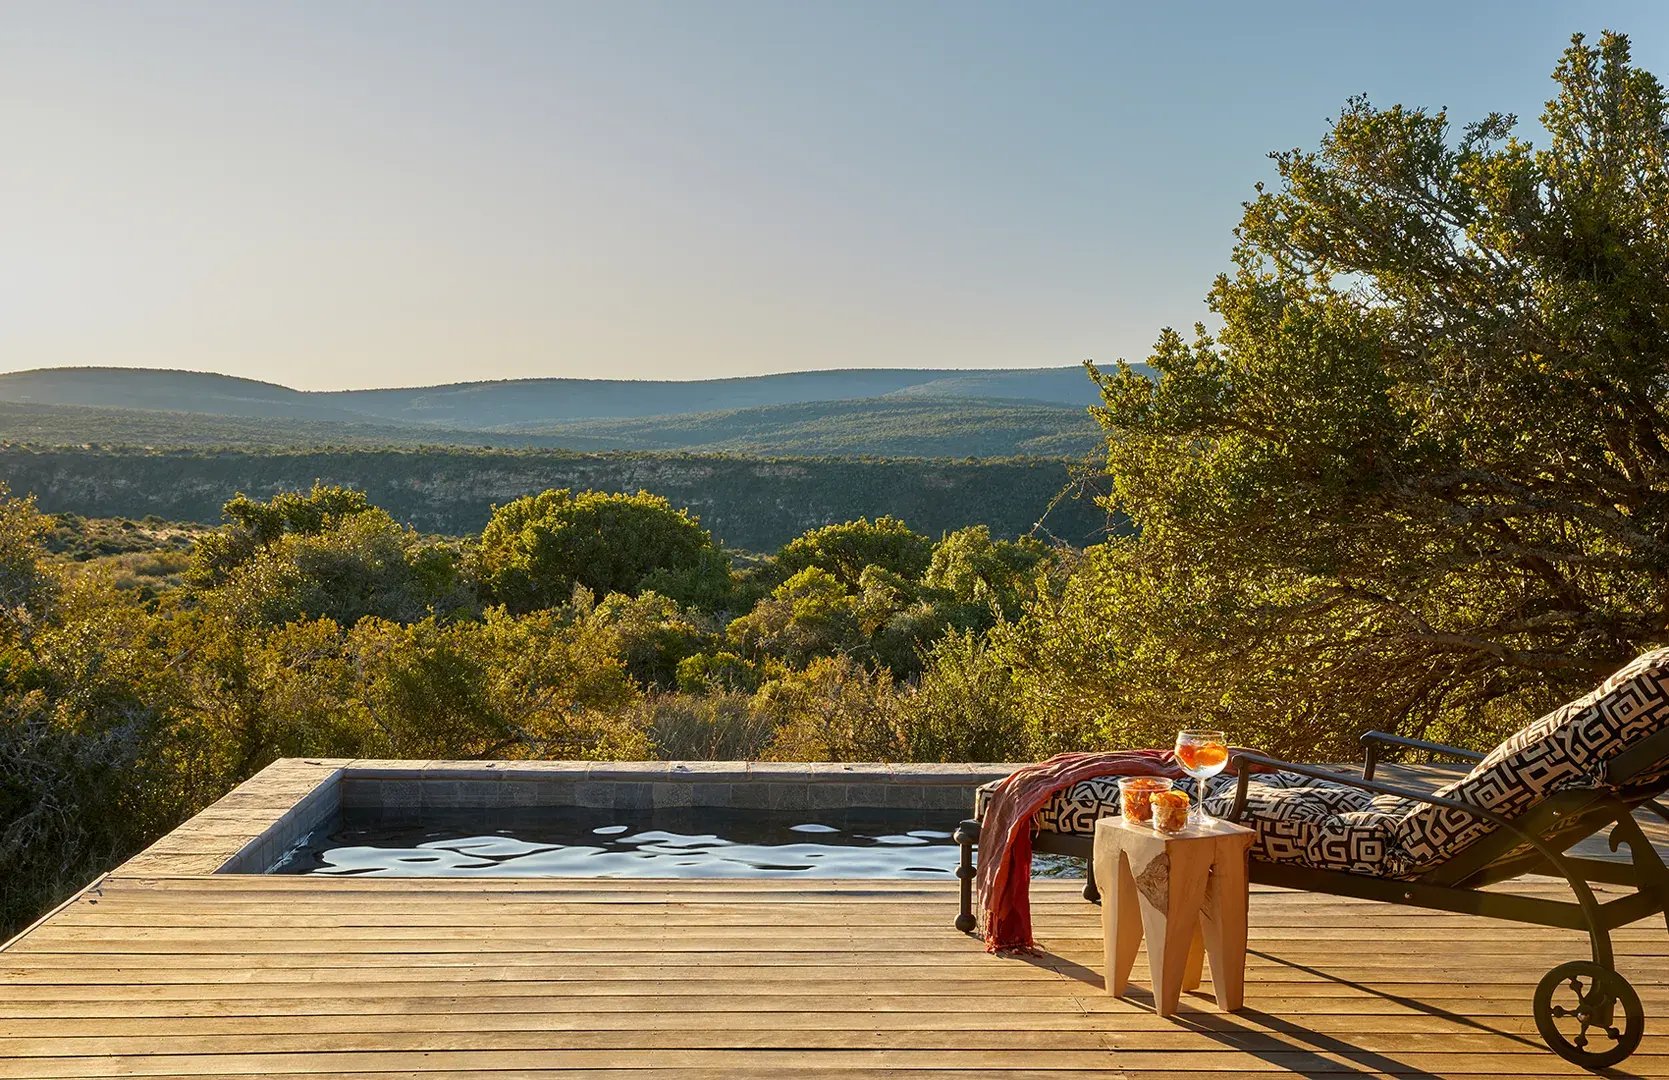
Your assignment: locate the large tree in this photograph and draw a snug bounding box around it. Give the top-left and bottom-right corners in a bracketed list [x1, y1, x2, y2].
[1083, 31, 1669, 754]
[478, 489, 723, 613]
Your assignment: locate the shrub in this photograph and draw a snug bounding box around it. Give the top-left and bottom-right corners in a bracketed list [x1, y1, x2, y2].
[775, 516, 932, 588]
[756, 656, 904, 761]
[479, 489, 721, 613]
[903, 629, 1028, 762]
[634, 692, 777, 760]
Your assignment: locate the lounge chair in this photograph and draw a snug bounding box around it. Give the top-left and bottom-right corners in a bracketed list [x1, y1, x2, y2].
[953, 648, 1669, 1069]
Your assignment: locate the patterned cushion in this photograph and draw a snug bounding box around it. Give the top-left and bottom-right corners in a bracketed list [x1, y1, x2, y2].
[974, 769, 1398, 874]
[1389, 647, 1669, 875]
[1200, 777, 1414, 875]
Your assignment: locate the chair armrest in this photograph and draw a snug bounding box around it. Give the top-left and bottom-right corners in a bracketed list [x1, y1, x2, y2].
[1359, 730, 1485, 780]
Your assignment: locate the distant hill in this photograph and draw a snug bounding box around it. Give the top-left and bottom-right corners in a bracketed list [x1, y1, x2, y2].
[0, 368, 365, 421]
[0, 365, 1118, 459]
[0, 397, 1103, 458]
[318, 366, 1105, 426]
[512, 397, 1102, 457]
[0, 401, 600, 452]
[0, 364, 1106, 421]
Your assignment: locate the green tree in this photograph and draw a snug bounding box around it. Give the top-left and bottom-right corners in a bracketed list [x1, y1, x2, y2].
[726, 567, 864, 667]
[775, 516, 933, 589]
[189, 483, 375, 585]
[904, 629, 1029, 763]
[584, 591, 710, 690]
[1084, 31, 1669, 755]
[189, 485, 472, 628]
[922, 526, 1051, 620]
[478, 489, 722, 613]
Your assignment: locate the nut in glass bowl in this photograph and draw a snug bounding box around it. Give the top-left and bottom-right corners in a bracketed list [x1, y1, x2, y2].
[1118, 776, 1173, 824]
[1150, 789, 1191, 833]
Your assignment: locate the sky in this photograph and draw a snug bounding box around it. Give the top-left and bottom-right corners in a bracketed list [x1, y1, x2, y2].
[3, 2, 1667, 391]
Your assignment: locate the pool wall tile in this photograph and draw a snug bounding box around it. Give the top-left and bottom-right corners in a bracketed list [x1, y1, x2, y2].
[924, 785, 979, 812]
[688, 783, 733, 806]
[611, 782, 653, 809]
[378, 781, 423, 808]
[845, 783, 899, 808]
[573, 782, 616, 808]
[420, 781, 463, 809]
[651, 782, 694, 808]
[809, 783, 856, 810]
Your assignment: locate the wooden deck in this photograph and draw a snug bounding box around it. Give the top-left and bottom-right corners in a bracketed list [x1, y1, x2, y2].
[2, 873, 1666, 1078]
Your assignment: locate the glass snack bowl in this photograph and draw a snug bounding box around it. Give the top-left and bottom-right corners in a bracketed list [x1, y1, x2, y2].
[1118, 776, 1174, 824]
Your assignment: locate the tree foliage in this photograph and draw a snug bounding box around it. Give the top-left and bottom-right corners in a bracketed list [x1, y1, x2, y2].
[776, 516, 934, 588]
[1086, 31, 1669, 752]
[478, 489, 723, 613]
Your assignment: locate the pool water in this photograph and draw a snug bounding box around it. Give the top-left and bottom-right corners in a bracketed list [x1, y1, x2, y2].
[271, 806, 1081, 879]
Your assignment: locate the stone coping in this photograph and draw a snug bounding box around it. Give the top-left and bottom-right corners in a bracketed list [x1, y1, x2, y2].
[114, 758, 1021, 878]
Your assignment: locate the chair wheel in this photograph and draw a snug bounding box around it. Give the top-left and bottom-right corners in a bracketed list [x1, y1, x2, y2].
[1534, 960, 1643, 1069]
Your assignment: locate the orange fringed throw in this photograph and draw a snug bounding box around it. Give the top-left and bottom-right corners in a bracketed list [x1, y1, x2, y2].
[976, 750, 1182, 952]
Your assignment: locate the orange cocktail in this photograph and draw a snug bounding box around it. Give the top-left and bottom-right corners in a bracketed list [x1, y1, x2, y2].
[1175, 728, 1230, 825]
[1176, 741, 1229, 773]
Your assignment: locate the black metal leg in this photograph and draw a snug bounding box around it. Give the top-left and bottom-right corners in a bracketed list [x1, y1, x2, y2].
[953, 819, 978, 933]
[1082, 860, 1100, 904]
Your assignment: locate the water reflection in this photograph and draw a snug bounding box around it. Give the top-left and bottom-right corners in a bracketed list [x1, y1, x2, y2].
[275, 806, 997, 879]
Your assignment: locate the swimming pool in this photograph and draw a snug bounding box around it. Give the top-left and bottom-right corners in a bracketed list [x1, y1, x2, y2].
[271, 805, 1079, 879]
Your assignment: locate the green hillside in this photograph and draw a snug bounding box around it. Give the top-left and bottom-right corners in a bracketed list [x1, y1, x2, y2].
[0, 368, 363, 420]
[0, 401, 598, 451]
[0, 445, 1114, 551]
[0, 365, 1112, 425]
[318, 366, 1106, 425]
[0, 397, 1102, 458]
[467, 397, 1100, 456]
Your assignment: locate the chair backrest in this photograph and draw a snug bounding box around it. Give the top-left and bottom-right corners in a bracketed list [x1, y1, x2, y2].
[1390, 648, 1669, 876]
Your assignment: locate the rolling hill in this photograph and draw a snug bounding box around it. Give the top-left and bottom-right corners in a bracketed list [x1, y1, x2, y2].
[511, 397, 1102, 456]
[0, 397, 1104, 458]
[0, 365, 1117, 458]
[0, 368, 365, 421]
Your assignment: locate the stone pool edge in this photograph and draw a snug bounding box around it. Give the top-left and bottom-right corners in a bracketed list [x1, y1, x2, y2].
[114, 758, 1018, 877]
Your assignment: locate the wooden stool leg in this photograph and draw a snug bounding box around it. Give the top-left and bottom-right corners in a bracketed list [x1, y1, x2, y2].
[1134, 846, 1213, 1017]
[1200, 841, 1251, 1012]
[1097, 841, 1143, 997]
[1182, 920, 1205, 993]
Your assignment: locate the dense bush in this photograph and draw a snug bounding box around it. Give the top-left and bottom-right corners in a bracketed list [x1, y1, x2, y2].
[478, 489, 725, 613]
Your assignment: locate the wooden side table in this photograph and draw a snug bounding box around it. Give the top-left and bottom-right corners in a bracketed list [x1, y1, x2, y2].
[1092, 814, 1255, 1017]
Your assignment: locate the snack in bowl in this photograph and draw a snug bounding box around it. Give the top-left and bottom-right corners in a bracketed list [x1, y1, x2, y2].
[1117, 776, 1173, 823]
[1150, 789, 1191, 833]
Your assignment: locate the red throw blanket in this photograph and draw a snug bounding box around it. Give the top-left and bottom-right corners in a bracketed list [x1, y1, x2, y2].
[977, 750, 1182, 952]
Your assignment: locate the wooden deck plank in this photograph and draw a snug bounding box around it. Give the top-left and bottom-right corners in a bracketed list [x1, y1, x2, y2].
[2, 876, 1665, 1078]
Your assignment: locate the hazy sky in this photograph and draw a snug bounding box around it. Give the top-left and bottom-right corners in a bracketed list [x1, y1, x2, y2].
[3, 2, 1666, 390]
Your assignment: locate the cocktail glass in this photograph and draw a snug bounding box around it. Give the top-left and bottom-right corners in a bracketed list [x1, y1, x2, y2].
[1174, 728, 1229, 825]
